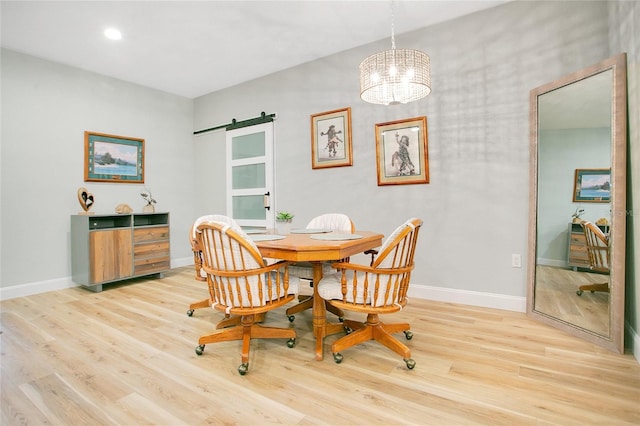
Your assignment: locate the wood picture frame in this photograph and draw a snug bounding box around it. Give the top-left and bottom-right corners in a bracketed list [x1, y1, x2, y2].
[573, 168, 611, 203]
[375, 116, 429, 186]
[311, 107, 353, 169]
[84, 131, 144, 183]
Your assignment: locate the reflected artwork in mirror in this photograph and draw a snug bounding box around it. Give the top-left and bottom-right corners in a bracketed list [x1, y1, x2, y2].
[527, 53, 627, 353]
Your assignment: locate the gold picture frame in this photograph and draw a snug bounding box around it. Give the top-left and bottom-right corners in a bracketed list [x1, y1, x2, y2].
[572, 168, 611, 203]
[84, 131, 144, 183]
[375, 116, 429, 186]
[311, 107, 353, 169]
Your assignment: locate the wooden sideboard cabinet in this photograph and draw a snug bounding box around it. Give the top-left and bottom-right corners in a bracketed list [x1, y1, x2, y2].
[567, 222, 607, 270]
[71, 213, 170, 292]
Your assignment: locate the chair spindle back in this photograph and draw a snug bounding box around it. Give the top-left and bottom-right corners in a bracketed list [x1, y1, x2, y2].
[196, 221, 292, 311]
[581, 221, 610, 273]
[338, 218, 422, 309]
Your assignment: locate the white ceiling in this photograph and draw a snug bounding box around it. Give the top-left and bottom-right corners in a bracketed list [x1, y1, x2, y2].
[1, 0, 507, 99]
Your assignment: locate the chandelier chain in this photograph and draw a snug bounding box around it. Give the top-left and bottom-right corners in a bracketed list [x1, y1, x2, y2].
[390, 0, 396, 50]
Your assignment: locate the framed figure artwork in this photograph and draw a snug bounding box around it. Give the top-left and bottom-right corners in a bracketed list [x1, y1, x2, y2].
[375, 116, 429, 186]
[311, 107, 353, 169]
[84, 131, 145, 183]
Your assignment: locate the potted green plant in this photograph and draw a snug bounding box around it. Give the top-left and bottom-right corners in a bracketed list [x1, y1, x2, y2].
[276, 211, 294, 222]
[275, 211, 294, 234]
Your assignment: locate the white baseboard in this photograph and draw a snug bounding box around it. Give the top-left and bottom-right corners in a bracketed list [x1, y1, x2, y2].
[408, 283, 527, 312]
[537, 258, 567, 268]
[0, 276, 79, 300]
[0, 256, 194, 301]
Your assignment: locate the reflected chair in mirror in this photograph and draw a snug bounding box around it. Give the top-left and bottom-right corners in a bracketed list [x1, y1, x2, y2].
[317, 218, 422, 369]
[576, 220, 610, 296]
[187, 215, 242, 319]
[285, 213, 355, 322]
[194, 220, 298, 375]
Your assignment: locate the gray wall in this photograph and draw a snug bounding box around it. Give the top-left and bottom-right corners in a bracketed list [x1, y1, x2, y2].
[0, 50, 196, 288]
[193, 1, 613, 302]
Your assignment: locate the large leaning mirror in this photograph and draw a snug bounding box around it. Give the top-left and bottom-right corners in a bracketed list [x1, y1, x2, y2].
[527, 53, 627, 353]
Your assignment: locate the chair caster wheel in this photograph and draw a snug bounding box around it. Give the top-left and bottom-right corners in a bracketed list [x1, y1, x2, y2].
[238, 363, 248, 375]
[344, 326, 353, 335]
[187, 309, 194, 317]
[287, 315, 295, 322]
[333, 353, 343, 364]
[404, 330, 413, 340]
[404, 358, 416, 369]
[195, 345, 205, 356]
[287, 338, 296, 348]
[339, 317, 344, 323]
[576, 290, 583, 296]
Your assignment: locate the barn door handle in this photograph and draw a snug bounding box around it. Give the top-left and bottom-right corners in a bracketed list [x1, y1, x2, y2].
[263, 192, 270, 211]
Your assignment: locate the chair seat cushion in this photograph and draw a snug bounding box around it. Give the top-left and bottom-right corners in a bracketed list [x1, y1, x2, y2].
[318, 271, 402, 307]
[212, 271, 299, 309]
[317, 271, 369, 304]
[289, 262, 335, 280]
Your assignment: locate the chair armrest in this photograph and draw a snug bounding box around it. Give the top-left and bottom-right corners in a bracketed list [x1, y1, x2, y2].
[330, 261, 413, 276]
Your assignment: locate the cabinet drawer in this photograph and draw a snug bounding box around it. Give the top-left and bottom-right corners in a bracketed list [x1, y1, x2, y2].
[569, 244, 587, 256]
[134, 226, 169, 243]
[569, 234, 586, 245]
[569, 242, 589, 266]
[134, 259, 170, 276]
[134, 241, 170, 257]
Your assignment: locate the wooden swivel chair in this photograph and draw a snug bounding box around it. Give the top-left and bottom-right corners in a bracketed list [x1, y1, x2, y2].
[317, 218, 422, 369]
[194, 220, 298, 375]
[285, 213, 355, 322]
[188, 214, 264, 329]
[576, 220, 610, 296]
[187, 214, 242, 319]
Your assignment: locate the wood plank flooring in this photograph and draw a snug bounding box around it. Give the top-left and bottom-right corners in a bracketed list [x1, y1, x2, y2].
[534, 265, 609, 335]
[2, 267, 639, 425]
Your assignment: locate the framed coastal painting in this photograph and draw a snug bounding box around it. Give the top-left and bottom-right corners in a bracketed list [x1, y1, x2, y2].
[310, 107, 353, 169]
[84, 131, 145, 183]
[573, 168, 610, 203]
[375, 116, 429, 186]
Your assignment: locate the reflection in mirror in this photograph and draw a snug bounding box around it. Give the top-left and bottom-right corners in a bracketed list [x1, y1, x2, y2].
[527, 54, 627, 353]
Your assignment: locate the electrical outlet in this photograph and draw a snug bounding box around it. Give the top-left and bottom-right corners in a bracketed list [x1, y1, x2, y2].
[511, 254, 522, 268]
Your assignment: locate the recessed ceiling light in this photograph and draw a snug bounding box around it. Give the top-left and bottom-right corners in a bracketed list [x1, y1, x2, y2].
[104, 28, 122, 40]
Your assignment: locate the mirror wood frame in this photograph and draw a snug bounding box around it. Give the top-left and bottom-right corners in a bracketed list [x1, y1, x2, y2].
[527, 53, 627, 353]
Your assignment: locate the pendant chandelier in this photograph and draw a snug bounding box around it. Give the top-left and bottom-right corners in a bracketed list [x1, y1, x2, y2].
[359, 2, 431, 105]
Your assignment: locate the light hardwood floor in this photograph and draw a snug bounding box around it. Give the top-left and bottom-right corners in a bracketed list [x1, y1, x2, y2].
[2, 267, 639, 425]
[534, 265, 609, 336]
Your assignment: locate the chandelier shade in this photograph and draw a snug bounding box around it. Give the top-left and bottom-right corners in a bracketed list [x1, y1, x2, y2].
[359, 48, 431, 105]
